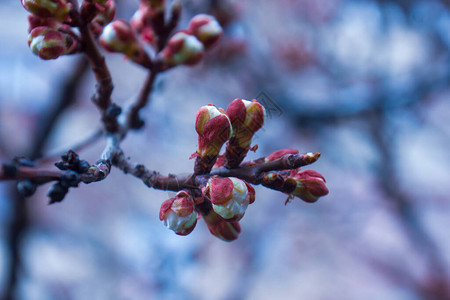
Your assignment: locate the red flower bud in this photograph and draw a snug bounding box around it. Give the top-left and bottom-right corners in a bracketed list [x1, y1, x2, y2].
[225, 99, 265, 168]
[130, 5, 156, 45]
[265, 149, 299, 162]
[203, 177, 255, 221]
[227, 98, 265, 147]
[28, 26, 77, 60]
[195, 105, 232, 158]
[187, 14, 223, 49]
[27, 14, 58, 32]
[161, 32, 204, 67]
[291, 169, 328, 203]
[90, 0, 116, 36]
[21, 0, 70, 22]
[100, 20, 151, 66]
[159, 190, 197, 235]
[202, 210, 241, 242]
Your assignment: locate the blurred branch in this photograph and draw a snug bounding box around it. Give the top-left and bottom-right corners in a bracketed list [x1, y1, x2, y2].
[3, 55, 90, 299]
[368, 111, 450, 300]
[289, 71, 449, 126]
[29, 57, 90, 160]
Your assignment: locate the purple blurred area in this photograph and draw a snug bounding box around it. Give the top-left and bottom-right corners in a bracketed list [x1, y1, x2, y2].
[1, 0, 450, 299]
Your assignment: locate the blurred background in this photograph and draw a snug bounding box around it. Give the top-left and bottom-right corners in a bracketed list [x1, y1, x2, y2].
[1, 0, 450, 299]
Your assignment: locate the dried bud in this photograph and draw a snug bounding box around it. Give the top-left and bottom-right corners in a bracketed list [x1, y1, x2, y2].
[291, 170, 328, 203]
[17, 180, 37, 197]
[100, 20, 151, 66]
[187, 14, 223, 49]
[202, 210, 241, 242]
[90, 0, 116, 36]
[21, 0, 70, 22]
[28, 26, 77, 60]
[130, 5, 156, 45]
[47, 182, 68, 204]
[265, 149, 299, 162]
[159, 191, 197, 236]
[161, 32, 204, 67]
[203, 177, 255, 221]
[195, 105, 232, 158]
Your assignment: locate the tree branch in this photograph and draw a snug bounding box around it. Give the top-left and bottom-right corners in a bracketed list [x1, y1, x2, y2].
[126, 69, 159, 129]
[79, 22, 119, 133]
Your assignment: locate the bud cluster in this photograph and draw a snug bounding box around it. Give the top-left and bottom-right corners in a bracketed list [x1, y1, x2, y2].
[22, 0, 118, 60]
[158, 100, 328, 242]
[159, 177, 255, 242]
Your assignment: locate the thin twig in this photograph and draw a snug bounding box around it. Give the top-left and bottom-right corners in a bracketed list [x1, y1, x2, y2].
[126, 70, 159, 129]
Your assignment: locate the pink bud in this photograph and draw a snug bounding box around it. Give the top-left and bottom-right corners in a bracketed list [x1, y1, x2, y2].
[195, 105, 232, 158]
[90, 0, 116, 36]
[187, 14, 223, 49]
[21, 0, 70, 22]
[265, 149, 299, 162]
[225, 99, 266, 168]
[202, 210, 241, 242]
[161, 32, 204, 66]
[159, 190, 197, 235]
[227, 99, 265, 147]
[28, 26, 77, 60]
[100, 20, 151, 66]
[203, 177, 255, 221]
[130, 5, 156, 45]
[291, 170, 328, 203]
[27, 14, 59, 32]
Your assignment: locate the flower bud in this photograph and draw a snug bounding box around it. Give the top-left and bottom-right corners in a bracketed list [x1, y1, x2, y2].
[130, 5, 156, 45]
[227, 98, 265, 147]
[90, 0, 116, 36]
[27, 14, 58, 32]
[203, 177, 255, 221]
[195, 105, 232, 158]
[159, 191, 197, 235]
[265, 149, 299, 162]
[28, 26, 77, 60]
[187, 14, 223, 49]
[225, 99, 265, 168]
[161, 32, 204, 66]
[202, 210, 241, 242]
[291, 170, 328, 203]
[100, 20, 151, 66]
[21, 0, 70, 22]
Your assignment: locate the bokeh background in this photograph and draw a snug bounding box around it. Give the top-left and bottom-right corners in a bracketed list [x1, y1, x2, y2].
[1, 0, 450, 299]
